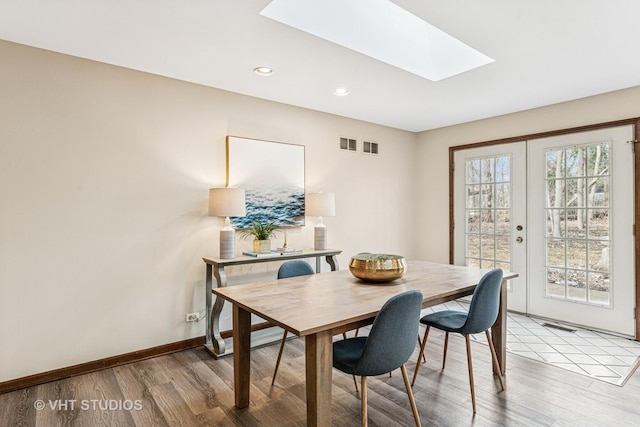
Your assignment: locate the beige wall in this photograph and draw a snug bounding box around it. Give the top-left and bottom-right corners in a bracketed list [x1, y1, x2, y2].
[3, 35, 639, 383]
[415, 86, 640, 263]
[0, 40, 418, 382]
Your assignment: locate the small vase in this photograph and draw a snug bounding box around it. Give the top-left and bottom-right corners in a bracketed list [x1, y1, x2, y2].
[253, 239, 271, 254]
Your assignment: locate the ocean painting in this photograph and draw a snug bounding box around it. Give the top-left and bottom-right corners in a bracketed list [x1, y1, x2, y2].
[226, 136, 305, 228]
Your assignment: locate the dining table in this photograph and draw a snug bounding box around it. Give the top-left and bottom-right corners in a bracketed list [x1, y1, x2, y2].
[212, 260, 518, 427]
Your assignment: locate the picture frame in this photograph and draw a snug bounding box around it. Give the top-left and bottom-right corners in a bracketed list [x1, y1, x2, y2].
[226, 135, 305, 228]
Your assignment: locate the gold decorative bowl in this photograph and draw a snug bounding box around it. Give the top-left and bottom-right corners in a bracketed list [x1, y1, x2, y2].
[349, 253, 407, 282]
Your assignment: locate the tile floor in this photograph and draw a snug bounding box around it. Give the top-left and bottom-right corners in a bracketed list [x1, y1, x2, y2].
[422, 301, 640, 386]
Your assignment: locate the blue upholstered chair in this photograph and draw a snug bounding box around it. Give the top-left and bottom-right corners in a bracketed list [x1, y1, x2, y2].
[271, 260, 315, 385]
[411, 268, 506, 413]
[333, 290, 423, 427]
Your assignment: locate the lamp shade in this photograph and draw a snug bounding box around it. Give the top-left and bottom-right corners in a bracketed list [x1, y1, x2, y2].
[208, 188, 246, 217]
[306, 192, 336, 217]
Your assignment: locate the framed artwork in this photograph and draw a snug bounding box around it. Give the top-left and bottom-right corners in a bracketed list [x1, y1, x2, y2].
[226, 135, 305, 228]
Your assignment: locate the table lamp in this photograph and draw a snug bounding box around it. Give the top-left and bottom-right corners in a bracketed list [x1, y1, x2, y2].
[306, 192, 335, 250]
[209, 187, 246, 259]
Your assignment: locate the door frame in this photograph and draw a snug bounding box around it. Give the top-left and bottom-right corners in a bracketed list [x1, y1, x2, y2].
[448, 117, 640, 340]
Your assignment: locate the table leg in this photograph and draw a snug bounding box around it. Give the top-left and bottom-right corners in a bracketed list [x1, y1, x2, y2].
[209, 265, 228, 356]
[491, 278, 508, 375]
[326, 255, 339, 271]
[205, 264, 229, 357]
[233, 304, 251, 408]
[305, 330, 333, 427]
[315, 255, 340, 273]
[205, 264, 213, 350]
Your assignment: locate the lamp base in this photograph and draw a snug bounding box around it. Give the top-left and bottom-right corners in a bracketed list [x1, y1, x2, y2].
[219, 228, 236, 259]
[314, 225, 327, 250]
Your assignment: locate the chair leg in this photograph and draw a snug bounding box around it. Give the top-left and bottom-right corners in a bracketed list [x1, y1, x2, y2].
[485, 330, 505, 391]
[340, 332, 359, 392]
[442, 331, 449, 369]
[271, 331, 288, 385]
[411, 326, 430, 386]
[401, 364, 422, 427]
[464, 334, 477, 413]
[361, 376, 368, 427]
[416, 333, 426, 363]
[342, 328, 361, 340]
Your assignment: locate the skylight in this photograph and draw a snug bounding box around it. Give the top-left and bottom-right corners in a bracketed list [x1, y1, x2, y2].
[260, 0, 494, 82]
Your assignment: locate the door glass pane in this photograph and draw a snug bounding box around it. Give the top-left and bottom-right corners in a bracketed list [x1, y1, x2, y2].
[544, 141, 611, 307]
[588, 241, 609, 273]
[589, 178, 609, 208]
[495, 184, 510, 208]
[480, 158, 494, 183]
[467, 258, 481, 268]
[495, 210, 510, 234]
[495, 236, 510, 262]
[467, 184, 480, 209]
[566, 210, 587, 239]
[546, 239, 565, 267]
[567, 269, 587, 302]
[565, 147, 586, 178]
[588, 208, 610, 240]
[589, 272, 610, 306]
[467, 159, 481, 184]
[467, 234, 480, 258]
[587, 143, 609, 175]
[547, 267, 566, 298]
[464, 155, 511, 273]
[480, 211, 495, 234]
[566, 239, 587, 269]
[481, 235, 495, 259]
[467, 210, 480, 232]
[495, 156, 510, 182]
[481, 259, 495, 269]
[546, 150, 563, 178]
[481, 184, 494, 208]
[566, 178, 586, 207]
[546, 209, 565, 237]
[546, 179, 565, 208]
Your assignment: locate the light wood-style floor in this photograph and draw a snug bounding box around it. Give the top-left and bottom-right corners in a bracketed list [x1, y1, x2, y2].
[2, 329, 640, 426]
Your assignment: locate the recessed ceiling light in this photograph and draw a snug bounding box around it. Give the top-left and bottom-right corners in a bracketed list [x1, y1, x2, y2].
[333, 87, 350, 96]
[253, 66, 274, 76]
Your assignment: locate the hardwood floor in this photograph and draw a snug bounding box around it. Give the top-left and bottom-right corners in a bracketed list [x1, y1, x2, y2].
[2, 329, 639, 426]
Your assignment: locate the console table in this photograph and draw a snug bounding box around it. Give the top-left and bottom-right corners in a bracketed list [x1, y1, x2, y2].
[202, 249, 342, 358]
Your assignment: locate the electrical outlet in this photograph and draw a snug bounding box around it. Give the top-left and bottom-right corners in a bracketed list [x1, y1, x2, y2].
[185, 313, 199, 322]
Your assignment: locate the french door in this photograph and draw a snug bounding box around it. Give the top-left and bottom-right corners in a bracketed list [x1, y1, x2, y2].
[453, 125, 635, 336]
[454, 142, 527, 313]
[527, 126, 635, 336]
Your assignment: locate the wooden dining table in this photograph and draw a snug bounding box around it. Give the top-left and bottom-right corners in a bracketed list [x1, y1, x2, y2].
[213, 260, 518, 426]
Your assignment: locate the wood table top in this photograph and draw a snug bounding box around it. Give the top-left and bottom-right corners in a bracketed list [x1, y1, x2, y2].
[213, 260, 518, 337]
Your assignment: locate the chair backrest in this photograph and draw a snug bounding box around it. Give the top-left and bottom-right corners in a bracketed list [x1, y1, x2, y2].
[355, 290, 423, 376]
[461, 268, 504, 335]
[277, 260, 315, 279]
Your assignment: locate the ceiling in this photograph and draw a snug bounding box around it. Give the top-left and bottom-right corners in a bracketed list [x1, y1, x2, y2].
[1, 0, 639, 132]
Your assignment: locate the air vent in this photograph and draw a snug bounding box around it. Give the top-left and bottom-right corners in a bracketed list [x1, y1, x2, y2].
[339, 137, 357, 151]
[363, 141, 379, 155]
